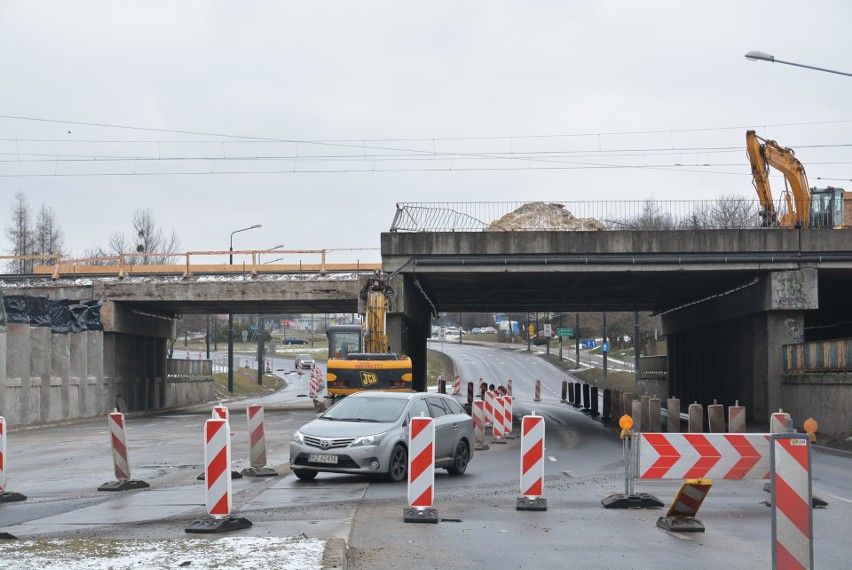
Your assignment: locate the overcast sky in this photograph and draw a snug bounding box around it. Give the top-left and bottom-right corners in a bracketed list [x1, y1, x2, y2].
[2, 1, 851, 265]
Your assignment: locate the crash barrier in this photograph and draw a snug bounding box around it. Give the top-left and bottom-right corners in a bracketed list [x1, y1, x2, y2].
[265, 358, 271, 372]
[688, 402, 703, 433]
[771, 434, 814, 569]
[561, 380, 568, 403]
[507, 378, 513, 396]
[479, 378, 486, 398]
[647, 397, 661, 432]
[484, 390, 495, 427]
[404, 416, 438, 523]
[517, 413, 547, 511]
[657, 478, 713, 532]
[728, 401, 745, 433]
[467, 381, 474, 406]
[472, 401, 489, 450]
[534, 379, 541, 402]
[492, 396, 507, 442]
[0, 416, 27, 503]
[566, 382, 575, 404]
[243, 405, 277, 477]
[602, 389, 612, 420]
[98, 411, 150, 491]
[771, 410, 792, 433]
[186, 418, 252, 533]
[309, 366, 324, 399]
[437, 377, 446, 394]
[453, 376, 461, 395]
[631, 400, 642, 432]
[582, 383, 590, 411]
[640, 396, 650, 430]
[590, 386, 599, 417]
[639, 433, 770, 480]
[503, 396, 514, 439]
[610, 389, 620, 417]
[708, 400, 725, 433]
[667, 398, 680, 432]
[213, 404, 229, 421]
[573, 383, 581, 408]
[622, 392, 633, 417]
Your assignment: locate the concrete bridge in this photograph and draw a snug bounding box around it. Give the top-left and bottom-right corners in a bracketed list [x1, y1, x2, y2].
[3, 228, 852, 435]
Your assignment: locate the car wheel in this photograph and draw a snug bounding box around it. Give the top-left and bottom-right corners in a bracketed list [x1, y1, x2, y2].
[387, 443, 408, 482]
[293, 469, 317, 481]
[447, 440, 470, 475]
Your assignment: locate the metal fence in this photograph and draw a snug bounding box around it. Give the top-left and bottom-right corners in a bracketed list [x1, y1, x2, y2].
[390, 200, 765, 232]
[784, 339, 852, 373]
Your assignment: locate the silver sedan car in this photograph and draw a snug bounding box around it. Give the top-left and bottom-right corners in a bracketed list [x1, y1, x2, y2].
[289, 391, 474, 482]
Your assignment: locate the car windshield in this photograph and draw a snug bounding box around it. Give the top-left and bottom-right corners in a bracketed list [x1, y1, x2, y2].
[297, 354, 311, 360]
[321, 396, 408, 423]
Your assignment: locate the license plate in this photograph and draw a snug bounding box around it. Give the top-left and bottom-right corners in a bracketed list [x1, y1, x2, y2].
[309, 453, 338, 464]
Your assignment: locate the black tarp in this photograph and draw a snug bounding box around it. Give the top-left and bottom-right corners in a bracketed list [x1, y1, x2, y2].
[3, 294, 102, 333]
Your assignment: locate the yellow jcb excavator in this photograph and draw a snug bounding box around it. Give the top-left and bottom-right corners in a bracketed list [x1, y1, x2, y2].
[324, 271, 413, 396]
[746, 130, 851, 228]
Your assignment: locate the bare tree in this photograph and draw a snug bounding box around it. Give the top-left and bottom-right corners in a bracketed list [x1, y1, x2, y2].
[89, 207, 182, 265]
[33, 204, 65, 266]
[4, 192, 35, 273]
[680, 195, 760, 229]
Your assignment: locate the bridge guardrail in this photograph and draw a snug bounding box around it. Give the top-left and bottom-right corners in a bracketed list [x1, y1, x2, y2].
[784, 338, 852, 372]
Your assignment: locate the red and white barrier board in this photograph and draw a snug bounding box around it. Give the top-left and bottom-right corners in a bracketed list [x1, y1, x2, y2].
[407, 416, 435, 509]
[534, 379, 541, 402]
[472, 401, 487, 449]
[503, 396, 513, 438]
[493, 396, 506, 439]
[771, 434, 813, 569]
[520, 414, 545, 497]
[109, 412, 131, 480]
[771, 411, 792, 434]
[639, 433, 771, 480]
[728, 403, 746, 434]
[213, 404, 229, 421]
[205, 418, 232, 517]
[247, 405, 267, 469]
[309, 365, 323, 398]
[453, 376, 461, 395]
[484, 390, 496, 427]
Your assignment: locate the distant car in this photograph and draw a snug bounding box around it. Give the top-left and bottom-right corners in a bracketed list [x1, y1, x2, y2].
[282, 336, 309, 345]
[482, 327, 497, 334]
[471, 327, 482, 334]
[294, 354, 315, 369]
[290, 391, 474, 482]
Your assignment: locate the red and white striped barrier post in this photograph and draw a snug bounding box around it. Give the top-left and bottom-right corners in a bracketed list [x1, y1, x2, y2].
[472, 401, 489, 450]
[452, 375, 461, 395]
[309, 365, 319, 398]
[534, 379, 541, 402]
[404, 416, 438, 523]
[667, 397, 681, 432]
[98, 411, 150, 491]
[708, 400, 725, 433]
[186, 418, 252, 533]
[688, 402, 703, 432]
[771, 433, 813, 569]
[507, 378, 513, 397]
[213, 404, 229, 421]
[484, 390, 495, 427]
[503, 396, 514, 439]
[0, 416, 27, 503]
[492, 396, 507, 443]
[728, 401, 745, 433]
[478, 378, 485, 399]
[265, 358, 271, 372]
[656, 478, 713, 532]
[517, 413, 547, 510]
[771, 410, 792, 433]
[242, 405, 278, 477]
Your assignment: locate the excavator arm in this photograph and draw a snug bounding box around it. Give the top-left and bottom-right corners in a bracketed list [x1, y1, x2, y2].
[746, 130, 811, 228]
[746, 130, 777, 226]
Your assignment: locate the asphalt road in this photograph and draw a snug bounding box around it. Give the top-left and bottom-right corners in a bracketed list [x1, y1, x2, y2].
[1, 342, 850, 569]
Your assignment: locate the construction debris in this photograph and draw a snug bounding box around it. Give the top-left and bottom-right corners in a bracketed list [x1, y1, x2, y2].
[487, 202, 606, 231]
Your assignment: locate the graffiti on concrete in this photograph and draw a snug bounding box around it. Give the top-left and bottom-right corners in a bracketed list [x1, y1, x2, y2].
[785, 318, 804, 344]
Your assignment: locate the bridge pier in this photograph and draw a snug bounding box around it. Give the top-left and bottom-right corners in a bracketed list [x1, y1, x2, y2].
[385, 275, 433, 393]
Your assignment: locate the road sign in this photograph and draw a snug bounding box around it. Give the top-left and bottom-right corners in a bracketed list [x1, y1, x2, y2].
[639, 433, 771, 480]
[601, 342, 609, 352]
[543, 324, 552, 336]
[556, 328, 574, 337]
[528, 324, 535, 336]
[250, 325, 259, 331]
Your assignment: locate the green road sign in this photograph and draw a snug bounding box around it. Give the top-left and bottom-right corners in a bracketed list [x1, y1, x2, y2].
[556, 328, 574, 338]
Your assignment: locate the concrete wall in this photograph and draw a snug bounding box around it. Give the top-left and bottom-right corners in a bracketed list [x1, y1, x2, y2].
[781, 373, 852, 437]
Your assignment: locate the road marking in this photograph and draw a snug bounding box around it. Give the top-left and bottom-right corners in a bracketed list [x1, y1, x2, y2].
[667, 531, 693, 541]
[826, 494, 852, 504]
[548, 456, 557, 462]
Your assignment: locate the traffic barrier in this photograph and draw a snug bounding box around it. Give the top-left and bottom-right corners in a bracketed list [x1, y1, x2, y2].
[622, 392, 633, 417]
[708, 400, 725, 433]
[602, 389, 612, 420]
[631, 399, 642, 432]
[602, 414, 663, 509]
[265, 358, 271, 372]
[771, 410, 792, 433]
[472, 401, 489, 450]
[639, 433, 771, 480]
[438, 376, 446, 394]
[640, 395, 650, 431]
[610, 389, 620, 418]
[656, 479, 713, 532]
[484, 390, 495, 427]
[667, 398, 680, 432]
[647, 397, 661, 433]
[467, 381, 474, 406]
[582, 383, 590, 411]
[0, 416, 27, 503]
[242, 405, 278, 477]
[492, 396, 507, 443]
[590, 386, 599, 417]
[534, 379, 541, 402]
[560, 380, 568, 403]
[98, 411, 150, 491]
[567, 382, 575, 405]
[479, 378, 486, 399]
[688, 402, 703, 433]
[572, 383, 582, 408]
[213, 404, 229, 421]
[503, 396, 514, 439]
[728, 401, 745, 433]
[770, 434, 813, 569]
[309, 365, 319, 398]
[186, 418, 252, 533]
[404, 416, 438, 523]
[517, 413, 547, 511]
[453, 375, 461, 395]
[507, 378, 513, 397]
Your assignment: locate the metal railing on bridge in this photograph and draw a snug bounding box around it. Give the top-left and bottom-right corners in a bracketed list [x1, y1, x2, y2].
[784, 338, 852, 373]
[390, 200, 764, 232]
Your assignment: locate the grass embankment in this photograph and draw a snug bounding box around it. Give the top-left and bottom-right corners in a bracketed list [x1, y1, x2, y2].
[427, 348, 455, 390]
[212, 367, 284, 400]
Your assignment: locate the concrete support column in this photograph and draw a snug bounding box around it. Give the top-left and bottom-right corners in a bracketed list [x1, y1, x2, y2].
[87, 331, 105, 415]
[5, 323, 32, 425]
[50, 333, 71, 422]
[69, 332, 85, 418]
[29, 327, 51, 424]
[385, 274, 433, 393]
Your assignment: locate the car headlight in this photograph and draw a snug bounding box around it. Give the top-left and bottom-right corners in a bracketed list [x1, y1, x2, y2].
[293, 430, 305, 444]
[351, 432, 387, 447]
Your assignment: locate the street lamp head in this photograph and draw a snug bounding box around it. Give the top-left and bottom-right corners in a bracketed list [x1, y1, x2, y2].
[250, 224, 262, 230]
[745, 50, 775, 62]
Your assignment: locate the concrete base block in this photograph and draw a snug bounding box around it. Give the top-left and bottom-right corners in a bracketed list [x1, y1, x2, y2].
[657, 516, 705, 532]
[601, 493, 664, 509]
[185, 516, 252, 534]
[98, 479, 151, 492]
[0, 491, 27, 503]
[240, 466, 279, 477]
[475, 444, 490, 451]
[403, 507, 439, 523]
[517, 496, 547, 511]
[197, 470, 243, 480]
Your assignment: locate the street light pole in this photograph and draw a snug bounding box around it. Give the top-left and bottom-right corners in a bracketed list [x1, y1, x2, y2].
[228, 224, 262, 393]
[745, 51, 852, 78]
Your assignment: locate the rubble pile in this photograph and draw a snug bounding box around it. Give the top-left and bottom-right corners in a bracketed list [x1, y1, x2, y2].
[487, 202, 606, 231]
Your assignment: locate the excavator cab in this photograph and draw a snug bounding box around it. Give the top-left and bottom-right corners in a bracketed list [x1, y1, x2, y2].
[810, 187, 847, 229]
